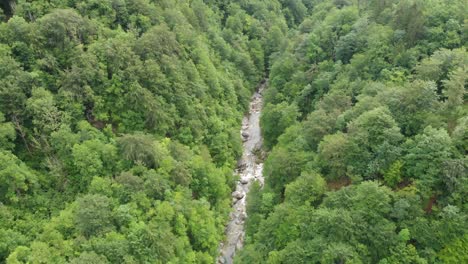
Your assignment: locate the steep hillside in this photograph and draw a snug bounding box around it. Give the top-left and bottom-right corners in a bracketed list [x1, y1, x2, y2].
[239, 0, 467, 263]
[0, 0, 466, 263]
[0, 0, 299, 262]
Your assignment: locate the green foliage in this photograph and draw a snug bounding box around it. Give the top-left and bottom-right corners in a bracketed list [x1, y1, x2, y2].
[126, 221, 178, 263]
[383, 160, 403, 188]
[317, 132, 350, 180]
[75, 194, 114, 237]
[117, 133, 157, 168]
[26, 87, 65, 135]
[0, 112, 15, 150]
[437, 234, 468, 263]
[379, 244, 427, 264]
[0, 151, 37, 204]
[264, 146, 309, 198]
[240, 0, 467, 263]
[0, 0, 466, 262]
[0, 229, 27, 261]
[403, 126, 455, 194]
[261, 102, 299, 149]
[346, 107, 403, 178]
[36, 9, 93, 49]
[284, 171, 326, 206]
[69, 251, 110, 264]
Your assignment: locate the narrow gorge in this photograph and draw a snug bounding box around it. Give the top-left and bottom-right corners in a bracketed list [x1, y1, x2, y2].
[218, 81, 266, 264]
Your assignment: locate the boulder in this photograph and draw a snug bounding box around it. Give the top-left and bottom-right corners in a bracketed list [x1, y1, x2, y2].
[236, 160, 247, 171]
[239, 212, 247, 221]
[218, 256, 226, 264]
[232, 191, 244, 200]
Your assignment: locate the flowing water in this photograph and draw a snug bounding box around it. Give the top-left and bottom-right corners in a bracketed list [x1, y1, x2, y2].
[218, 81, 266, 264]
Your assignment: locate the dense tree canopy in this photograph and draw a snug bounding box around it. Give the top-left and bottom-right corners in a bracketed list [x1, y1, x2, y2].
[240, 0, 467, 263]
[0, 0, 302, 262]
[0, 0, 466, 263]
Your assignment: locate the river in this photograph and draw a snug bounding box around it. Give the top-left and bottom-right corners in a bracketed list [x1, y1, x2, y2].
[218, 81, 266, 264]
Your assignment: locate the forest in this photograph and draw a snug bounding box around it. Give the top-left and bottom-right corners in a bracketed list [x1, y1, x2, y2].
[0, 0, 466, 263]
[240, 0, 467, 263]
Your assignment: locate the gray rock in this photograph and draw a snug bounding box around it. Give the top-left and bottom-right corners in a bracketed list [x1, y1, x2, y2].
[240, 178, 249, 184]
[236, 160, 247, 171]
[235, 240, 243, 250]
[239, 212, 247, 221]
[232, 191, 244, 200]
[218, 256, 226, 264]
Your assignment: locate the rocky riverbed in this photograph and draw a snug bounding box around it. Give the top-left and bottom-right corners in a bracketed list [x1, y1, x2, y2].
[218, 81, 266, 264]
